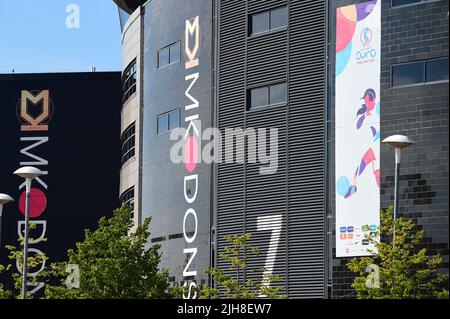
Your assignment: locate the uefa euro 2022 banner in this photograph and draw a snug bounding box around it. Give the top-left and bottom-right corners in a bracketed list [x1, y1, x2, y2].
[335, 0, 381, 257]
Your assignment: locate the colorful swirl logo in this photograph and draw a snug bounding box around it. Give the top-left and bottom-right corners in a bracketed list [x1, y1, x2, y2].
[360, 27, 372, 47]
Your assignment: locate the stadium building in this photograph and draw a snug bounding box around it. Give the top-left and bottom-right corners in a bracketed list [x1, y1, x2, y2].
[114, 0, 449, 298]
[0, 72, 122, 296]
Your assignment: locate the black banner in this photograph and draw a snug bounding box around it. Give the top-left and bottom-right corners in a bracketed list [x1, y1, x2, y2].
[0, 72, 121, 296]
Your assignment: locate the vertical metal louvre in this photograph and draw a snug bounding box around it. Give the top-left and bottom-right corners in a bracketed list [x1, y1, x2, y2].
[287, 0, 326, 298]
[216, 0, 326, 298]
[216, 0, 247, 288]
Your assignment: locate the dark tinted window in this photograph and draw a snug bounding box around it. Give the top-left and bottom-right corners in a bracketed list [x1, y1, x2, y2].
[157, 114, 168, 134]
[158, 42, 181, 68]
[392, 0, 421, 7]
[392, 62, 424, 86]
[250, 6, 288, 36]
[250, 86, 269, 109]
[158, 109, 180, 134]
[121, 123, 136, 165]
[158, 47, 170, 68]
[426, 58, 449, 82]
[122, 60, 137, 103]
[270, 6, 288, 29]
[170, 42, 181, 64]
[120, 187, 134, 207]
[392, 58, 449, 87]
[270, 83, 287, 104]
[249, 82, 287, 110]
[120, 187, 135, 219]
[169, 109, 180, 130]
[251, 12, 270, 34]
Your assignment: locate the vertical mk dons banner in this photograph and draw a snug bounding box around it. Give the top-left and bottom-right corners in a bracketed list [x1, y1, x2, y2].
[335, 0, 380, 257]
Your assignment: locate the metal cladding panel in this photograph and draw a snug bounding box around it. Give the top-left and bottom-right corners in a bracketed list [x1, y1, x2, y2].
[216, 0, 326, 298]
[216, 0, 246, 293]
[247, 33, 288, 86]
[288, 0, 326, 298]
[141, 0, 213, 287]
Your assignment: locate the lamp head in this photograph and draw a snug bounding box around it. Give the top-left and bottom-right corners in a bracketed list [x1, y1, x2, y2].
[0, 194, 14, 205]
[382, 135, 415, 149]
[13, 166, 44, 180]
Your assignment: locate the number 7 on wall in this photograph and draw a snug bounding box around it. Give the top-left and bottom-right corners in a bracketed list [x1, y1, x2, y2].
[257, 214, 282, 297]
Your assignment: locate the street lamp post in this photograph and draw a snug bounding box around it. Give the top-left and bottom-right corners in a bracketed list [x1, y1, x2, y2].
[0, 194, 14, 250]
[13, 166, 44, 299]
[382, 135, 415, 243]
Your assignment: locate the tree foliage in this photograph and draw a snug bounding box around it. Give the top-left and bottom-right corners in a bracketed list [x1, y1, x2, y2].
[42, 205, 170, 299]
[0, 264, 12, 299]
[347, 206, 449, 299]
[0, 223, 48, 299]
[1, 206, 170, 299]
[193, 233, 286, 299]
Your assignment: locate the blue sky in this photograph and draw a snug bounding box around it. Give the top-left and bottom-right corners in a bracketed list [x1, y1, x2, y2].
[0, 0, 122, 73]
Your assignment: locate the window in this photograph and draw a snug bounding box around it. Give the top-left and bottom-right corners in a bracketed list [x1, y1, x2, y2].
[120, 187, 135, 219]
[249, 6, 288, 36]
[250, 86, 269, 109]
[251, 12, 270, 35]
[121, 123, 135, 165]
[169, 42, 181, 64]
[120, 187, 134, 207]
[426, 58, 449, 82]
[169, 109, 180, 130]
[157, 109, 181, 134]
[392, 62, 424, 87]
[248, 82, 287, 110]
[270, 6, 288, 29]
[158, 47, 170, 68]
[122, 60, 137, 103]
[270, 83, 287, 104]
[158, 42, 181, 68]
[392, 58, 449, 87]
[392, 0, 433, 7]
[157, 114, 168, 134]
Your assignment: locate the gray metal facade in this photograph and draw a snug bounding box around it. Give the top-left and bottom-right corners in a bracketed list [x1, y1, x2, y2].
[215, 0, 327, 298]
[141, 0, 213, 286]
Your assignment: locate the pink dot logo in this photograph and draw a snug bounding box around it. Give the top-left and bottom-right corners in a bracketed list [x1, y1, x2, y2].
[19, 188, 47, 218]
[184, 136, 198, 172]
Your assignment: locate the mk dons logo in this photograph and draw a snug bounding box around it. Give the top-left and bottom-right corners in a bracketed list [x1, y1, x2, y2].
[17, 90, 54, 132]
[185, 16, 199, 69]
[15, 89, 52, 297]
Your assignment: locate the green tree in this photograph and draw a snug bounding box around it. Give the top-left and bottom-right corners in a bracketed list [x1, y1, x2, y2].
[0, 223, 48, 299]
[347, 206, 449, 299]
[41, 205, 170, 299]
[188, 233, 286, 299]
[0, 264, 12, 299]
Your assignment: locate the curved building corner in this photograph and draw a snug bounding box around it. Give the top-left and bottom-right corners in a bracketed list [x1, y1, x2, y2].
[116, 0, 213, 290]
[119, 7, 142, 231]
